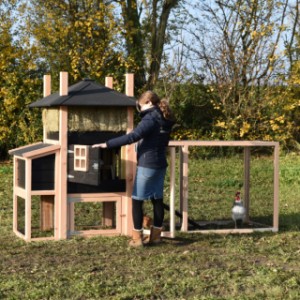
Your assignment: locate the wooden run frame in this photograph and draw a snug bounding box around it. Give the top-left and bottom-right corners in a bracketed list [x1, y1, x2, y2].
[160, 140, 280, 238]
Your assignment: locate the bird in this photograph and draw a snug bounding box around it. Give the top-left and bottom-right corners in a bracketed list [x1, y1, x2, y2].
[231, 191, 246, 228]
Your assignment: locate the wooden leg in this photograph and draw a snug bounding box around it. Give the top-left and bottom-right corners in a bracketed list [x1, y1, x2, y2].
[40, 195, 54, 231]
[102, 202, 115, 228]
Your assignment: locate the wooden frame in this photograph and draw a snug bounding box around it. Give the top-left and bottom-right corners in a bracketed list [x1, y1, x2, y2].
[163, 140, 280, 236]
[67, 193, 124, 237]
[12, 145, 60, 242]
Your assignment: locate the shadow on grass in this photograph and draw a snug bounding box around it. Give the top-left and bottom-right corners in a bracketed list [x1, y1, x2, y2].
[279, 212, 300, 232]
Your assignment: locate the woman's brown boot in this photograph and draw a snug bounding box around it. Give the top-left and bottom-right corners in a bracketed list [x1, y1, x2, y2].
[129, 229, 143, 247]
[148, 226, 163, 245]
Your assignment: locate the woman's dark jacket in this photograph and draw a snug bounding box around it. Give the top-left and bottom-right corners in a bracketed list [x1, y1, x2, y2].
[106, 106, 174, 169]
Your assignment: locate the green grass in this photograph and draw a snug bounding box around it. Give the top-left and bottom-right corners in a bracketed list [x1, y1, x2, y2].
[1, 153, 300, 299]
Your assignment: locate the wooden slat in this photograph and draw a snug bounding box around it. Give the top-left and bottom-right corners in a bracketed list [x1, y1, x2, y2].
[169, 140, 279, 147]
[59, 72, 68, 96]
[169, 147, 176, 238]
[244, 147, 250, 222]
[43, 74, 51, 97]
[105, 77, 113, 89]
[25, 159, 32, 241]
[58, 106, 68, 239]
[13, 156, 19, 234]
[273, 143, 280, 231]
[125, 73, 134, 97]
[181, 145, 189, 232]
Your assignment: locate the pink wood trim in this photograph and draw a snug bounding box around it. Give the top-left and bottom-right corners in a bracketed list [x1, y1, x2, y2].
[14, 230, 26, 240]
[273, 143, 280, 231]
[54, 151, 60, 239]
[69, 196, 121, 203]
[122, 107, 136, 235]
[8, 142, 43, 155]
[22, 145, 60, 158]
[125, 73, 134, 96]
[181, 145, 189, 232]
[161, 231, 174, 238]
[58, 106, 68, 239]
[169, 147, 176, 238]
[169, 140, 278, 147]
[15, 187, 26, 198]
[43, 75, 51, 97]
[43, 138, 60, 145]
[25, 159, 32, 241]
[68, 194, 125, 201]
[31, 237, 56, 242]
[179, 147, 183, 215]
[184, 228, 275, 234]
[13, 156, 18, 233]
[31, 190, 56, 196]
[59, 72, 68, 96]
[70, 229, 121, 237]
[105, 76, 113, 89]
[244, 147, 250, 222]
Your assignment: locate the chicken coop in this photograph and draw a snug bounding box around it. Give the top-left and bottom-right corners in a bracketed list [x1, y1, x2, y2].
[9, 72, 136, 241]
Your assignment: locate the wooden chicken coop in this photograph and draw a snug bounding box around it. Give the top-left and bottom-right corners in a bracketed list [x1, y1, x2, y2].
[9, 72, 136, 241]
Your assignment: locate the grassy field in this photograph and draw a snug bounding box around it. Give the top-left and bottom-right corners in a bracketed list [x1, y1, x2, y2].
[0, 152, 300, 299]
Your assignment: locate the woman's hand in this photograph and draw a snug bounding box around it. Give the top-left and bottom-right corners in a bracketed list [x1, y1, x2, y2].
[92, 143, 107, 148]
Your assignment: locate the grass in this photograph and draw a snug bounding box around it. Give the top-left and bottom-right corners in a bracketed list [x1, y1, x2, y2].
[1, 152, 300, 299]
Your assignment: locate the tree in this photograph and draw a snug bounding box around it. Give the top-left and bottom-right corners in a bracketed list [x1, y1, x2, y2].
[22, 0, 123, 87]
[187, 0, 290, 141]
[21, 0, 182, 91]
[0, 1, 43, 158]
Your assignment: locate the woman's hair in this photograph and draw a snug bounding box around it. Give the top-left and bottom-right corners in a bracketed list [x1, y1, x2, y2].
[138, 91, 175, 121]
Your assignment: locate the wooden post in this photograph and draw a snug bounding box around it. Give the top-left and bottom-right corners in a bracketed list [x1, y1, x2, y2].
[123, 74, 135, 235]
[13, 156, 18, 234]
[169, 147, 176, 238]
[123, 107, 135, 235]
[58, 106, 68, 239]
[181, 145, 189, 232]
[273, 143, 280, 231]
[43, 75, 51, 97]
[59, 72, 68, 237]
[40, 195, 54, 231]
[60, 72, 68, 96]
[125, 73, 134, 97]
[105, 76, 113, 89]
[244, 147, 250, 222]
[103, 75, 115, 227]
[25, 159, 32, 241]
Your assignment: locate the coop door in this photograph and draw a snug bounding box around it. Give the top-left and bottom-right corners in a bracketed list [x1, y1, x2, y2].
[68, 145, 100, 186]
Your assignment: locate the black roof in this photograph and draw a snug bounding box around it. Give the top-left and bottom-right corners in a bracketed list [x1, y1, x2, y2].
[29, 79, 136, 108]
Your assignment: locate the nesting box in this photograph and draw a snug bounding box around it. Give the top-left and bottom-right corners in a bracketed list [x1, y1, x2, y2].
[9, 72, 136, 241]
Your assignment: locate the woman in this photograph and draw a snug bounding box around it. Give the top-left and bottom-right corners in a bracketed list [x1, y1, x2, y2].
[92, 91, 175, 247]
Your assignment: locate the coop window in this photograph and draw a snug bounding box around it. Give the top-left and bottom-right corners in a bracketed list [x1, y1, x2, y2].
[74, 145, 89, 172]
[43, 108, 59, 141]
[16, 158, 26, 189]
